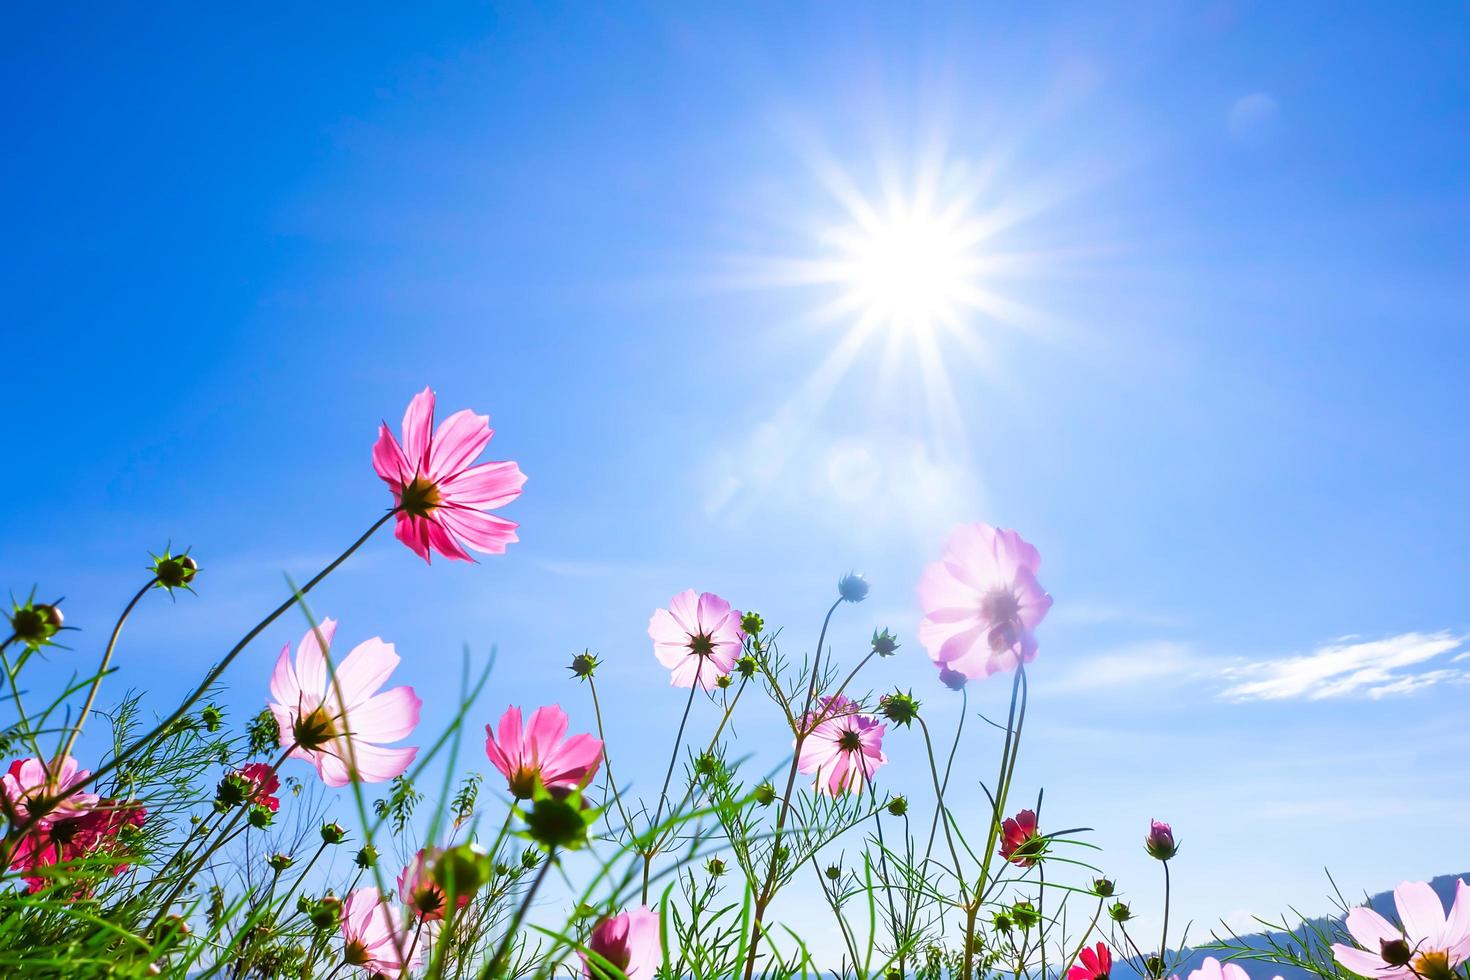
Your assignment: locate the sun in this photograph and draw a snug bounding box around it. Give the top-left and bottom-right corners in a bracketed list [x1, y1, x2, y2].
[828, 196, 983, 337]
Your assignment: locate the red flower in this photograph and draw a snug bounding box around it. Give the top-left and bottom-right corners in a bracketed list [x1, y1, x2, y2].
[1068, 943, 1113, 980]
[998, 808, 1046, 867]
[238, 763, 281, 812]
[7, 798, 147, 894]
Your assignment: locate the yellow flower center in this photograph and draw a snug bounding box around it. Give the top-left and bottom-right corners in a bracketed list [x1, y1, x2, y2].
[293, 706, 338, 751]
[343, 939, 371, 966]
[1413, 951, 1453, 980]
[399, 475, 442, 518]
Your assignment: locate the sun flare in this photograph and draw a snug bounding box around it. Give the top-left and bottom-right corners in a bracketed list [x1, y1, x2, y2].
[829, 197, 983, 337]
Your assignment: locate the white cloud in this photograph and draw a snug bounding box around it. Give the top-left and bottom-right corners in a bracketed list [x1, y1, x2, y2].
[1219, 631, 1467, 702]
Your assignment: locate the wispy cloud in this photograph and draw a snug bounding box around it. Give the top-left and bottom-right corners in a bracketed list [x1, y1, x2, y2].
[1042, 640, 1204, 695]
[1219, 631, 1468, 702]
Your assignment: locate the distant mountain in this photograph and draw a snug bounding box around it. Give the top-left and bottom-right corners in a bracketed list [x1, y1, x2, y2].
[1111, 873, 1468, 980]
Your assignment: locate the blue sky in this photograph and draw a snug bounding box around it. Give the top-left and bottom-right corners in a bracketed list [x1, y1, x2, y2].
[4, 0, 1469, 960]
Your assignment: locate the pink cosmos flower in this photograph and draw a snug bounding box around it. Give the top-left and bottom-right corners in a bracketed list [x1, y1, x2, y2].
[1189, 957, 1276, 980]
[268, 619, 421, 788]
[0, 756, 98, 825]
[916, 523, 1053, 684]
[485, 705, 603, 800]
[397, 847, 471, 922]
[795, 694, 888, 796]
[373, 386, 527, 563]
[1067, 943, 1112, 980]
[583, 906, 660, 980]
[1332, 879, 1470, 980]
[340, 888, 425, 974]
[648, 590, 745, 691]
[999, 808, 1045, 867]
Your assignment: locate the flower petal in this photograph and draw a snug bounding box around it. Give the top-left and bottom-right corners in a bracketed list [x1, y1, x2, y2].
[401, 388, 436, 471]
[427, 409, 493, 482]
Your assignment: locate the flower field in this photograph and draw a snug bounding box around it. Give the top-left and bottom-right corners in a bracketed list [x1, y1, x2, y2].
[1, 388, 1460, 980]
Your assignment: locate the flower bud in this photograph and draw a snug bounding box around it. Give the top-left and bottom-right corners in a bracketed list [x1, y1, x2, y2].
[878, 690, 920, 727]
[568, 651, 598, 680]
[152, 551, 199, 591]
[753, 782, 776, 806]
[824, 863, 841, 881]
[1091, 877, 1115, 897]
[355, 845, 378, 869]
[886, 969, 903, 980]
[993, 911, 1014, 934]
[1012, 901, 1039, 930]
[871, 628, 900, 657]
[938, 667, 967, 691]
[1145, 956, 1165, 977]
[521, 846, 540, 870]
[1109, 901, 1132, 922]
[320, 821, 346, 845]
[9, 599, 64, 650]
[716, 674, 732, 689]
[1379, 939, 1413, 967]
[268, 853, 293, 872]
[886, 795, 908, 817]
[1144, 819, 1177, 861]
[838, 571, 869, 603]
[706, 857, 727, 877]
[433, 842, 492, 898]
[201, 705, 223, 732]
[524, 790, 595, 851]
[247, 804, 275, 829]
[741, 612, 764, 636]
[736, 656, 758, 680]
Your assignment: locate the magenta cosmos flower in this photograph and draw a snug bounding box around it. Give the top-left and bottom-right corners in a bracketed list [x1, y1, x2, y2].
[1333, 879, 1470, 980]
[583, 906, 660, 980]
[485, 704, 602, 800]
[1067, 943, 1112, 980]
[0, 756, 98, 825]
[373, 386, 527, 563]
[268, 619, 421, 788]
[796, 694, 888, 796]
[648, 590, 745, 691]
[340, 888, 425, 974]
[917, 523, 1053, 684]
[999, 808, 1046, 867]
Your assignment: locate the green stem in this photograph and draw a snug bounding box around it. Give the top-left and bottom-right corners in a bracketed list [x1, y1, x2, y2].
[1157, 860, 1172, 978]
[644, 681, 699, 903]
[76, 509, 396, 803]
[742, 595, 843, 980]
[486, 848, 555, 978]
[586, 675, 634, 834]
[56, 577, 156, 766]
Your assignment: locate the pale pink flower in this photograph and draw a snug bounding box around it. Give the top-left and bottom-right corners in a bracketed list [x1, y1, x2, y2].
[485, 705, 603, 800]
[340, 888, 426, 973]
[373, 387, 527, 563]
[1189, 957, 1278, 980]
[268, 619, 421, 788]
[648, 590, 744, 690]
[1333, 880, 1470, 980]
[583, 906, 660, 979]
[0, 756, 98, 825]
[796, 694, 887, 796]
[917, 523, 1053, 684]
